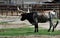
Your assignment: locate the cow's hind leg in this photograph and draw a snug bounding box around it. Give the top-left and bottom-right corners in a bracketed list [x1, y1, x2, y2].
[52, 26, 54, 32]
[48, 24, 53, 32]
[54, 21, 59, 28]
[52, 21, 59, 32]
[48, 19, 53, 32]
[48, 12, 54, 32]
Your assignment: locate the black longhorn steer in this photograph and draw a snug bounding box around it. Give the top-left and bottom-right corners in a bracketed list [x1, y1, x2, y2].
[20, 11, 59, 32]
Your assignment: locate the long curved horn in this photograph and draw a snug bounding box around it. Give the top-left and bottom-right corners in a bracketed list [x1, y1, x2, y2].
[17, 6, 27, 13]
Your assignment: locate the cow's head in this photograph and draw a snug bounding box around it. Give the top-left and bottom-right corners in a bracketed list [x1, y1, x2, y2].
[21, 13, 27, 21]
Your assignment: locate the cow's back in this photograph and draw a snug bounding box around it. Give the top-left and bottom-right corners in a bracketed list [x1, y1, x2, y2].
[37, 15, 49, 23]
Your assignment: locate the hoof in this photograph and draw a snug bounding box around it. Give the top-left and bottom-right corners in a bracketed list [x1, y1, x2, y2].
[48, 30, 50, 32]
[52, 29, 54, 32]
[34, 31, 38, 32]
[52, 30, 54, 32]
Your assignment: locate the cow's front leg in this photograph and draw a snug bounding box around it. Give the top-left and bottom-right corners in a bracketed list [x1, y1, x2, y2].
[33, 12, 38, 32]
[34, 23, 38, 32]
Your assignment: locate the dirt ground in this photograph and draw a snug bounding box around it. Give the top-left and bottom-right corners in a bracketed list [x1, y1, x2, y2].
[0, 35, 60, 38]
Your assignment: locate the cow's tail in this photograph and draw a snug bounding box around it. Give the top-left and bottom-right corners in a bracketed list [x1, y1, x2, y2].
[54, 20, 59, 28]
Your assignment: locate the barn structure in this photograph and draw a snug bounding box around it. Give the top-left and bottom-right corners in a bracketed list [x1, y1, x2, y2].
[0, 0, 60, 18]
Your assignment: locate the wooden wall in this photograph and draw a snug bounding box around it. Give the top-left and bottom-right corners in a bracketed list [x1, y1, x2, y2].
[0, 10, 21, 16]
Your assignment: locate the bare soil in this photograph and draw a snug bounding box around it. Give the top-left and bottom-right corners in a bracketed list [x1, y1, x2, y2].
[0, 35, 60, 38]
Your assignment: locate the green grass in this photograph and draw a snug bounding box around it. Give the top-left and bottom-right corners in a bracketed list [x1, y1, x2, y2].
[0, 27, 60, 36]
